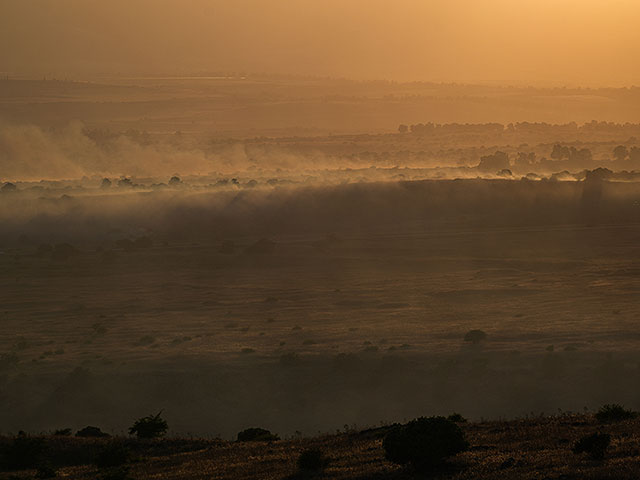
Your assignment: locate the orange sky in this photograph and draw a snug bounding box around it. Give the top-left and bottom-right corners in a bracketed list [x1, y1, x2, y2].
[1, 0, 639, 86]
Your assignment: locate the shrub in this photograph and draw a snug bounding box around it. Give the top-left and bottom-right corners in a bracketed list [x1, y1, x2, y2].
[76, 426, 110, 438]
[1, 435, 46, 469]
[595, 404, 637, 423]
[53, 428, 72, 436]
[297, 449, 328, 473]
[447, 413, 467, 423]
[236, 427, 279, 442]
[573, 432, 611, 460]
[464, 330, 487, 344]
[129, 412, 168, 439]
[95, 441, 131, 468]
[383, 417, 468, 471]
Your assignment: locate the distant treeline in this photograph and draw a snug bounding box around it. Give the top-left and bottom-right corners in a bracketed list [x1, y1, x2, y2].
[398, 121, 640, 138]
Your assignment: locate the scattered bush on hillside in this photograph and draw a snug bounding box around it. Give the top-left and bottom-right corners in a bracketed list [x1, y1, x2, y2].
[236, 427, 280, 442]
[129, 412, 168, 439]
[383, 416, 468, 472]
[464, 329, 487, 345]
[447, 413, 468, 423]
[573, 432, 611, 460]
[76, 426, 110, 438]
[297, 449, 329, 473]
[595, 404, 637, 423]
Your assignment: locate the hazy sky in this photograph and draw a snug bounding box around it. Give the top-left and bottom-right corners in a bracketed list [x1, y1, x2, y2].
[1, 0, 639, 86]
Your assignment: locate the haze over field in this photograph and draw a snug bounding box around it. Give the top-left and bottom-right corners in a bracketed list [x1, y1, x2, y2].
[1, 2, 640, 478]
[2, 0, 640, 86]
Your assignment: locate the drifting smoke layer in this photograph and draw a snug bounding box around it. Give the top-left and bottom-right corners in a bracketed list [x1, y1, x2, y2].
[0, 122, 216, 180]
[0, 176, 638, 247]
[0, 121, 384, 181]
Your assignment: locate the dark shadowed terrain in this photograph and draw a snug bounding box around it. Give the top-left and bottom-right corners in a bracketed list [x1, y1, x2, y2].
[1, 176, 639, 438]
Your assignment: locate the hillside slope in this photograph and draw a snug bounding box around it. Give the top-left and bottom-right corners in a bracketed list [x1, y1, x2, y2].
[2, 415, 640, 480]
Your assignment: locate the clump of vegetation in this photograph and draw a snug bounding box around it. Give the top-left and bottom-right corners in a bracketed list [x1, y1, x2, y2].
[236, 427, 280, 442]
[573, 432, 611, 460]
[297, 449, 329, 473]
[447, 413, 467, 423]
[95, 441, 131, 468]
[595, 404, 638, 423]
[129, 412, 168, 439]
[464, 329, 487, 345]
[53, 428, 72, 436]
[383, 416, 468, 472]
[279, 352, 300, 366]
[76, 426, 110, 438]
[133, 335, 156, 347]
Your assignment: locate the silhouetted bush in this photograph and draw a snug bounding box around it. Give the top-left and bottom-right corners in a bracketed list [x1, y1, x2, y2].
[133, 335, 155, 347]
[297, 449, 328, 473]
[573, 432, 611, 460]
[53, 428, 72, 436]
[595, 404, 637, 423]
[464, 329, 487, 344]
[236, 427, 279, 442]
[447, 413, 467, 423]
[129, 412, 168, 439]
[1, 435, 45, 469]
[279, 352, 301, 366]
[76, 426, 110, 438]
[95, 441, 131, 468]
[383, 416, 468, 471]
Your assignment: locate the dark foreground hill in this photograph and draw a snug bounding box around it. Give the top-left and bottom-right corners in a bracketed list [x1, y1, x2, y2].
[2, 414, 640, 480]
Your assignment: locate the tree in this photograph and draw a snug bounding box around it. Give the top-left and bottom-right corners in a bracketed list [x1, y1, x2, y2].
[551, 144, 570, 161]
[613, 145, 629, 162]
[383, 417, 468, 471]
[128, 412, 168, 439]
[398, 124, 408, 134]
[477, 151, 510, 173]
